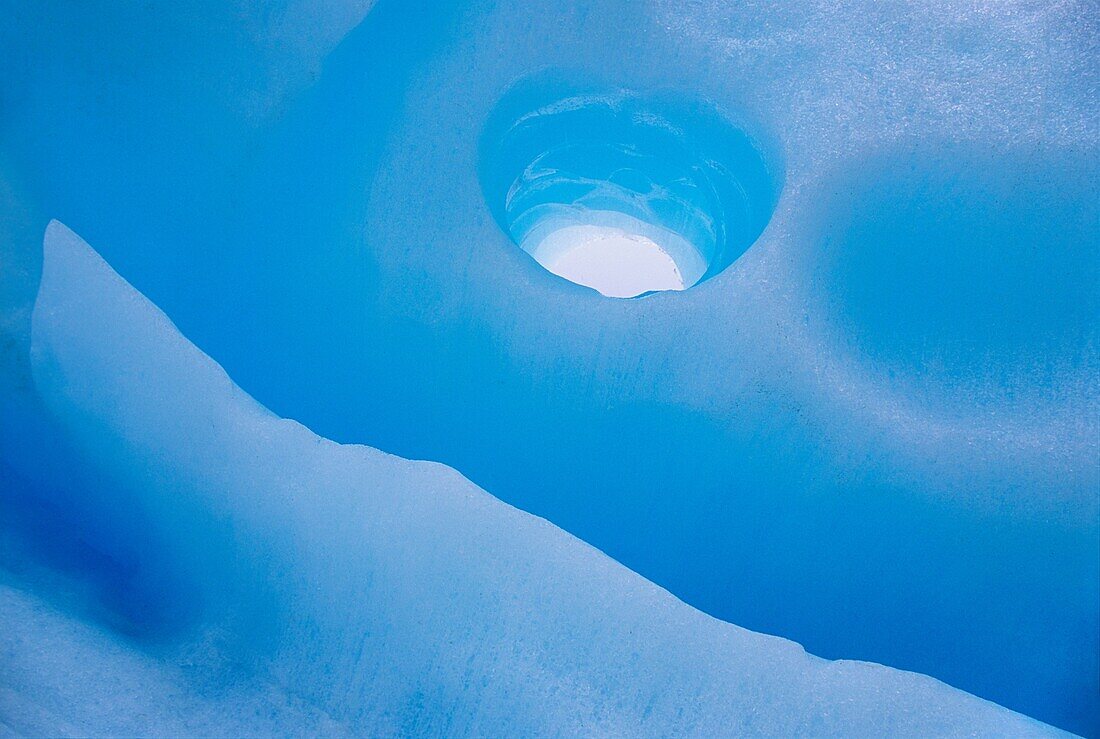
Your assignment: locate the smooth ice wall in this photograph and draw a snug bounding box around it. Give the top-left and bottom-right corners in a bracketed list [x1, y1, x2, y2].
[7, 220, 1062, 737]
[1, 0, 1097, 734]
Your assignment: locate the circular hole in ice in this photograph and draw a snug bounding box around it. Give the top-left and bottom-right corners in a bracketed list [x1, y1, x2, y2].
[480, 77, 782, 298]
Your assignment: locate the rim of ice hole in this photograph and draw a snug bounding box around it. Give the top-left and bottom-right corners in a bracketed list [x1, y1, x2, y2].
[479, 75, 783, 298]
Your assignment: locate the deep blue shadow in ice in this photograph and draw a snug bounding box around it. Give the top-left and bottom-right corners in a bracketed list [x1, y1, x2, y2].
[0, 420, 200, 639]
[813, 146, 1098, 394]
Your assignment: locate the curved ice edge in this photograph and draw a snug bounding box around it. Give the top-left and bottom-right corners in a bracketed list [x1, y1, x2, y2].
[18, 219, 1062, 737]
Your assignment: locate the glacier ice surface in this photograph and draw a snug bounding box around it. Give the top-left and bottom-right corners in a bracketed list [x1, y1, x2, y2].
[0, 0, 1097, 734]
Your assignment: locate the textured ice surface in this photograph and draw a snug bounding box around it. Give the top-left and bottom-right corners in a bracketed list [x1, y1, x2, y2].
[1, 0, 1097, 735]
[1, 221, 1058, 736]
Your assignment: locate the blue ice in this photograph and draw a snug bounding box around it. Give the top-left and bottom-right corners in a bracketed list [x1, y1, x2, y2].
[0, 1, 1097, 736]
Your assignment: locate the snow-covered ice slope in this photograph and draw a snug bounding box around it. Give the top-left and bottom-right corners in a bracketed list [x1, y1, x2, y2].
[3, 220, 1060, 736]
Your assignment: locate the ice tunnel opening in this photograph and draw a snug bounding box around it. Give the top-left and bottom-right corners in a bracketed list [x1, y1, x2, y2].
[480, 77, 782, 298]
[520, 213, 699, 298]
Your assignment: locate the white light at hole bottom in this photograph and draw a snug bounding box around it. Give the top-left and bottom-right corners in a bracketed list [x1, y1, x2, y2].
[527, 224, 687, 298]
